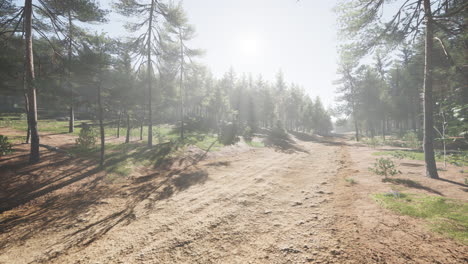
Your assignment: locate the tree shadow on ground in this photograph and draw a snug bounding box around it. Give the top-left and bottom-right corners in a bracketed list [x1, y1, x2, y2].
[436, 178, 468, 188]
[289, 131, 348, 147]
[400, 162, 424, 167]
[382, 178, 443, 196]
[0, 142, 210, 262]
[263, 130, 309, 153]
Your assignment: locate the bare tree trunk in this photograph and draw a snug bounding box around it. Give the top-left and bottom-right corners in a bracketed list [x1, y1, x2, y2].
[179, 29, 185, 140]
[353, 114, 359, 142]
[116, 110, 122, 138]
[146, 2, 155, 147]
[97, 82, 105, 167]
[140, 113, 144, 141]
[24, 0, 39, 163]
[68, 11, 74, 133]
[125, 111, 131, 144]
[422, 0, 439, 179]
[23, 92, 31, 144]
[382, 116, 386, 141]
[20, 32, 30, 144]
[411, 101, 417, 132]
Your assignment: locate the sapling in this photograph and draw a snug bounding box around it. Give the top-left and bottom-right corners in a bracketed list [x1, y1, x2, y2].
[369, 158, 402, 178]
[0, 135, 13, 156]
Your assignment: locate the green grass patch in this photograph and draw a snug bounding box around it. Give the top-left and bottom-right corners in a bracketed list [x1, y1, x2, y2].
[0, 118, 86, 135]
[1, 118, 226, 153]
[66, 131, 220, 182]
[373, 193, 468, 244]
[5, 135, 26, 144]
[373, 150, 422, 160]
[104, 158, 133, 182]
[373, 150, 468, 167]
[3, 119, 227, 180]
[246, 140, 265, 148]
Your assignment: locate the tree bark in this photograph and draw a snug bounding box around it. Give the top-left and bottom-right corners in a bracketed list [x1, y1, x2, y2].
[140, 113, 144, 141]
[125, 111, 131, 143]
[97, 82, 105, 167]
[68, 11, 74, 133]
[422, 0, 439, 179]
[146, 1, 155, 147]
[382, 116, 386, 141]
[24, 0, 40, 163]
[116, 110, 122, 138]
[23, 84, 30, 144]
[179, 29, 185, 140]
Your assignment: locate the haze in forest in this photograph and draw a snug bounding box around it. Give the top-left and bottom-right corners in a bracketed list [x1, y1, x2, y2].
[97, 0, 339, 107]
[0, 0, 467, 262]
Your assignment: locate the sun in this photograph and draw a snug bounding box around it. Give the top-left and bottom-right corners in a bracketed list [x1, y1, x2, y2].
[238, 34, 261, 58]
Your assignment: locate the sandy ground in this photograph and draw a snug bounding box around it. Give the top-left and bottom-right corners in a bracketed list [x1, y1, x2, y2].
[0, 128, 467, 263]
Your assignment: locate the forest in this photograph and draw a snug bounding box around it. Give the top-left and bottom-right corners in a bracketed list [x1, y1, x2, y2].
[0, 0, 467, 263]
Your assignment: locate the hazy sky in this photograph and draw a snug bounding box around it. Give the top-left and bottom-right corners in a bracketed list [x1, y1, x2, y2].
[99, 0, 340, 107]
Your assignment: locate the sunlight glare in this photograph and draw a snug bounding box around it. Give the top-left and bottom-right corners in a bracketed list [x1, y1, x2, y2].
[238, 34, 261, 58]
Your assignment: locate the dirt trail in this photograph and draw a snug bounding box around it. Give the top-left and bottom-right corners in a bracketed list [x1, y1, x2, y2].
[1, 130, 467, 263]
[1, 134, 347, 263]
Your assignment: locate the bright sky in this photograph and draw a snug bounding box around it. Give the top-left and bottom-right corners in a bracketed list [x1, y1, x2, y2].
[100, 0, 340, 107]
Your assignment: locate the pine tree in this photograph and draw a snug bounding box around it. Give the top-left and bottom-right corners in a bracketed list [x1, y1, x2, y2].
[24, 0, 40, 163]
[42, 0, 107, 133]
[115, 0, 177, 147]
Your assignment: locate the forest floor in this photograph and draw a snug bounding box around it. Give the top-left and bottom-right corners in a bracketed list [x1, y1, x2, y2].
[0, 127, 467, 263]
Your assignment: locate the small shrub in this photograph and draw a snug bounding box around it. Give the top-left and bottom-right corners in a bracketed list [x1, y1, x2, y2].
[383, 189, 402, 198]
[270, 120, 288, 140]
[0, 117, 12, 127]
[392, 151, 406, 160]
[75, 123, 97, 149]
[369, 158, 402, 178]
[243, 126, 254, 142]
[402, 131, 420, 149]
[345, 177, 357, 185]
[219, 122, 239, 145]
[0, 135, 13, 156]
[447, 152, 468, 167]
[362, 137, 382, 148]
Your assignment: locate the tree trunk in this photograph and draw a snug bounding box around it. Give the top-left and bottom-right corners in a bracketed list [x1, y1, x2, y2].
[146, 2, 155, 147]
[125, 111, 131, 144]
[116, 110, 122, 138]
[353, 115, 359, 142]
[382, 116, 386, 141]
[411, 101, 417, 132]
[179, 29, 185, 140]
[97, 82, 105, 167]
[23, 89, 30, 144]
[24, 0, 40, 163]
[68, 11, 74, 133]
[422, 0, 439, 179]
[140, 114, 144, 141]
